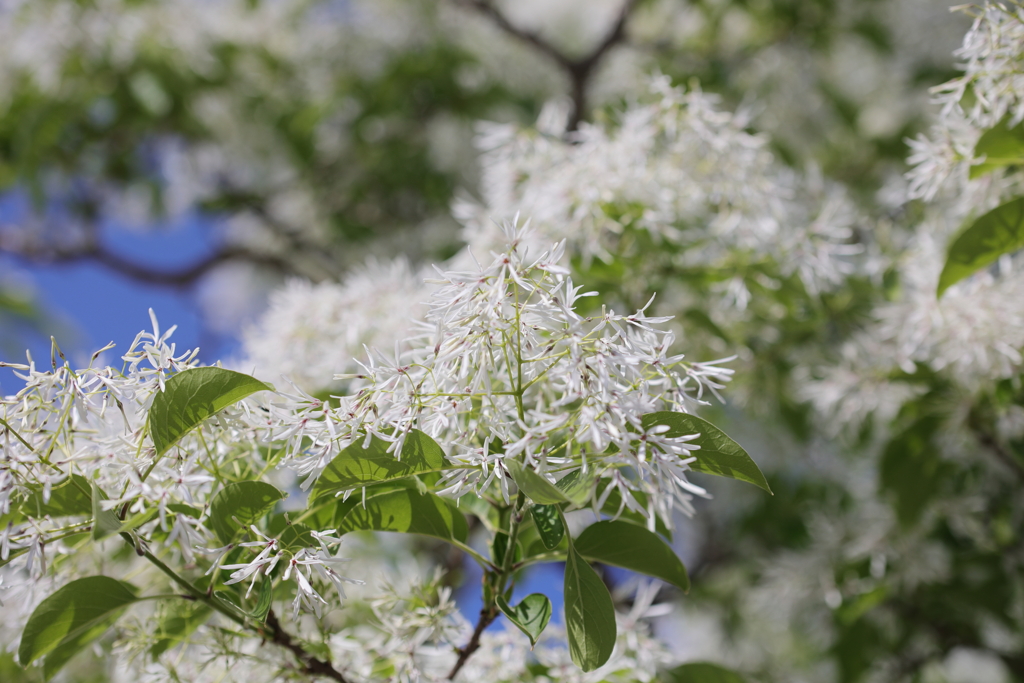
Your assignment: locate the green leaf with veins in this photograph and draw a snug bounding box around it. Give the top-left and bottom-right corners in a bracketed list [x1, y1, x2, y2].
[937, 196, 1024, 296]
[575, 519, 689, 592]
[311, 430, 451, 501]
[338, 489, 468, 543]
[530, 504, 565, 550]
[497, 593, 552, 646]
[19, 576, 138, 672]
[970, 117, 1024, 179]
[208, 481, 285, 545]
[507, 461, 571, 505]
[642, 412, 771, 493]
[564, 544, 616, 671]
[148, 367, 271, 456]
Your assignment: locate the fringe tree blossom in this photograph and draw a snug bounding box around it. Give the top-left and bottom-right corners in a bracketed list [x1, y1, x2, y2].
[456, 76, 864, 298]
[275, 222, 735, 527]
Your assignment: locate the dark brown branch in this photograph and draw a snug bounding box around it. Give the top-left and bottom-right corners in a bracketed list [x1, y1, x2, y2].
[972, 425, 1024, 483]
[0, 234, 294, 288]
[455, 0, 642, 131]
[262, 610, 351, 683]
[447, 603, 498, 680]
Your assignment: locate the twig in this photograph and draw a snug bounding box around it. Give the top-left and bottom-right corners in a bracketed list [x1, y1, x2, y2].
[447, 603, 498, 680]
[972, 425, 1024, 482]
[263, 610, 351, 683]
[454, 0, 642, 131]
[0, 234, 294, 288]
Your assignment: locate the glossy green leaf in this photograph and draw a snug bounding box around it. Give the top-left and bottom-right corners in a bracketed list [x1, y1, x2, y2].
[42, 611, 121, 681]
[596, 484, 672, 541]
[574, 520, 689, 592]
[91, 483, 123, 541]
[310, 430, 450, 501]
[338, 489, 468, 543]
[493, 530, 523, 566]
[250, 575, 273, 621]
[554, 469, 596, 506]
[19, 576, 138, 668]
[18, 474, 93, 520]
[564, 544, 617, 671]
[937, 196, 1024, 296]
[970, 117, 1024, 179]
[507, 462, 570, 505]
[642, 412, 771, 494]
[497, 593, 552, 647]
[208, 481, 285, 545]
[149, 603, 212, 658]
[148, 367, 271, 456]
[660, 662, 748, 683]
[530, 504, 565, 550]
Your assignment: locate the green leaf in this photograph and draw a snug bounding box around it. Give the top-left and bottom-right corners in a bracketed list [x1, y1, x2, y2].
[90, 484, 123, 541]
[564, 544, 617, 671]
[660, 662, 748, 683]
[18, 473, 93, 520]
[19, 576, 138, 668]
[554, 469, 596, 506]
[574, 520, 689, 593]
[492, 531, 522, 566]
[507, 462, 570, 505]
[249, 575, 273, 622]
[530, 504, 565, 550]
[338, 490, 468, 543]
[642, 412, 771, 494]
[937, 196, 1024, 296]
[149, 603, 212, 658]
[208, 481, 285, 545]
[148, 367, 271, 456]
[970, 117, 1024, 179]
[42, 611, 120, 681]
[595, 484, 672, 541]
[310, 430, 450, 501]
[496, 593, 552, 647]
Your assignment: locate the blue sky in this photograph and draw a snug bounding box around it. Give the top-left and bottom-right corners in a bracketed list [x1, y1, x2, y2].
[0, 196, 240, 392]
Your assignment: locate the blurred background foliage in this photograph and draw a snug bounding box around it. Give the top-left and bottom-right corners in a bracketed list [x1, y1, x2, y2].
[4, 1, 1022, 683]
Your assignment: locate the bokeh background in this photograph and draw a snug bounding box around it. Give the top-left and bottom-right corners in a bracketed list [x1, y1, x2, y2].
[7, 1, 1024, 683]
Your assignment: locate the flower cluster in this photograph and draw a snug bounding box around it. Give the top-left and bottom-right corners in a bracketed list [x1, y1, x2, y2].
[456, 76, 863, 299]
[270, 222, 734, 527]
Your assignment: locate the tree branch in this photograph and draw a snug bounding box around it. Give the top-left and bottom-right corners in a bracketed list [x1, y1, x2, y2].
[455, 0, 642, 131]
[263, 610, 351, 683]
[447, 603, 498, 680]
[0, 233, 294, 288]
[972, 425, 1024, 483]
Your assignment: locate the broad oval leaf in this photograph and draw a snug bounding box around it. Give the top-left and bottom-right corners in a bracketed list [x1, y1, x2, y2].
[148, 367, 271, 456]
[91, 483, 124, 541]
[249, 575, 273, 622]
[574, 520, 689, 593]
[595, 483, 672, 540]
[17, 473, 93, 521]
[564, 544, 617, 672]
[642, 412, 771, 494]
[311, 430, 450, 501]
[937, 196, 1024, 296]
[149, 602, 212, 658]
[19, 576, 138, 668]
[338, 489, 468, 544]
[530, 504, 565, 550]
[661, 662, 748, 683]
[507, 461, 570, 505]
[554, 469, 596, 506]
[970, 117, 1024, 179]
[42, 612, 121, 681]
[209, 481, 285, 545]
[496, 593, 552, 647]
